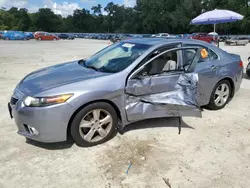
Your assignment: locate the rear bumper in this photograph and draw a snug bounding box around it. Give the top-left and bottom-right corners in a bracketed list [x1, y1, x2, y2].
[10, 99, 75, 143]
[235, 68, 243, 93]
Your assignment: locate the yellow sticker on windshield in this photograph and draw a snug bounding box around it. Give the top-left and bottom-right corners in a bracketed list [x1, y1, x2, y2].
[201, 48, 208, 59]
[122, 43, 135, 48]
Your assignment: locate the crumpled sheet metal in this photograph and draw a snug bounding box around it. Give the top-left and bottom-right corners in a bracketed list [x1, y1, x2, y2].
[125, 73, 202, 121]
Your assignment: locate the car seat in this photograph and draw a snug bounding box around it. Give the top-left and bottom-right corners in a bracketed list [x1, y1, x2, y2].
[148, 55, 167, 75]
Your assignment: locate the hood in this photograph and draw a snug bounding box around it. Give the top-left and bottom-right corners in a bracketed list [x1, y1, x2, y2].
[17, 61, 109, 96]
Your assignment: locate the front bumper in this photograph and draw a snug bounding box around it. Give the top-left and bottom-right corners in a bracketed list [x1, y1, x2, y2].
[9, 96, 75, 143]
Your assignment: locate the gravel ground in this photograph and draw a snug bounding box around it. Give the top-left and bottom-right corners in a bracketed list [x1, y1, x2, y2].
[0, 39, 249, 188]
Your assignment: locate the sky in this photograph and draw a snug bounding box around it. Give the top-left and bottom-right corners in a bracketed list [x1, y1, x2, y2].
[0, 0, 136, 17]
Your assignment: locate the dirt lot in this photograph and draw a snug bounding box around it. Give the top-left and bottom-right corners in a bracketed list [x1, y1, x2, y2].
[0, 39, 249, 188]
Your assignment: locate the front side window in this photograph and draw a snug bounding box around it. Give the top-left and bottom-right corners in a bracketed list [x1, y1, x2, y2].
[137, 49, 183, 76]
[84, 42, 151, 73]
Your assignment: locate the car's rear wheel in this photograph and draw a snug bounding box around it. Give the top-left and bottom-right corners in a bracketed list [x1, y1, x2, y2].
[207, 80, 232, 110]
[5, 37, 9, 40]
[53, 38, 57, 41]
[70, 102, 117, 147]
[38, 37, 42, 41]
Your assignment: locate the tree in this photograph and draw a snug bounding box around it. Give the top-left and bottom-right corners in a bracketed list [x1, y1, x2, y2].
[35, 8, 62, 32]
[16, 8, 31, 31]
[0, 1, 249, 34]
[91, 4, 102, 15]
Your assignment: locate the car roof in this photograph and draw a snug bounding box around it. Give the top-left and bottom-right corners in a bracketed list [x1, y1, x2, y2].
[122, 37, 226, 55]
[122, 37, 213, 46]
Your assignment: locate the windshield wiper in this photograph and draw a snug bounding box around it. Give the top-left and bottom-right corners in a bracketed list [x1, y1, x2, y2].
[78, 59, 99, 71]
[85, 65, 99, 71]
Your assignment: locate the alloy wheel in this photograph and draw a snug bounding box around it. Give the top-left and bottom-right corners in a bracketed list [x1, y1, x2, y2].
[79, 109, 113, 142]
[214, 83, 230, 107]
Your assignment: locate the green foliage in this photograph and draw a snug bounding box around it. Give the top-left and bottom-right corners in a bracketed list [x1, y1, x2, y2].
[0, 0, 249, 34]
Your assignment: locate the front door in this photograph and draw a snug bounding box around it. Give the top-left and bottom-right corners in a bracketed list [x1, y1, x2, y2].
[44, 33, 51, 40]
[124, 47, 202, 122]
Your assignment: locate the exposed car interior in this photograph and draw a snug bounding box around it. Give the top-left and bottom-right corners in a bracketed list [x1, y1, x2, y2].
[141, 50, 179, 76]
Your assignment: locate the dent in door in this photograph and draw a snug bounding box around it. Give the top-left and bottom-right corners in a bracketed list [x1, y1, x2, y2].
[125, 73, 202, 121]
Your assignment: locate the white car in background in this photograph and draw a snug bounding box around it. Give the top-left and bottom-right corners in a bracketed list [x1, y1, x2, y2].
[154, 33, 170, 38]
[225, 37, 249, 46]
[152, 33, 177, 38]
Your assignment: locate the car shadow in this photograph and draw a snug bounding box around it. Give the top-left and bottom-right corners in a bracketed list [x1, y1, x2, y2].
[25, 138, 74, 150]
[25, 118, 190, 149]
[25, 131, 118, 150]
[120, 117, 194, 135]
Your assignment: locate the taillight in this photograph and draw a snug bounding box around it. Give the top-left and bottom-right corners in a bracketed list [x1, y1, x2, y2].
[239, 60, 243, 67]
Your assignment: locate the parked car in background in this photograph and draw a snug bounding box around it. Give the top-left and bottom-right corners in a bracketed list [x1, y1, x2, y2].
[8, 38, 243, 147]
[218, 36, 230, 42]
[189, 33, 218, 44]
[58, 33, 74, 40]
[225, 37, 249, 46]
[34, 31, 59, 41]
[153, 33, 170, 38]
[110, 34, 132, 43]
[246, 57, 250, 77]
[1, 31, 29, 40]
[25, 32, 34, 40]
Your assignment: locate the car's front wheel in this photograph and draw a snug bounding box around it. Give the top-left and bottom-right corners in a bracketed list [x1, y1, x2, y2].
[70, 102, 118, 147]
[207, 80, 232, 110]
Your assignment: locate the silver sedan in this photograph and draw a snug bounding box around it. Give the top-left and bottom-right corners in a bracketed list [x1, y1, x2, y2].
[8, 38, 243, 147]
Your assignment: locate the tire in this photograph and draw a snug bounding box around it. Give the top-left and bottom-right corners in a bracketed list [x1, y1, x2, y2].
[5, 37, 9, 40]
[53, 38, 57, 41]
[70, 102, 118, 147]
[207, 80, 232, 110]
[38, 37, 42, 41]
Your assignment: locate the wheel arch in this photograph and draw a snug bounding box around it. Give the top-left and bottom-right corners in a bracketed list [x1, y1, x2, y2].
[218, 77, 235, 98]
[66, 99, 122, 140]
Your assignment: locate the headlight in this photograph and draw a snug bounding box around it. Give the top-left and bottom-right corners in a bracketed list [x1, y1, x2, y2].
[23, 94, 73, 107]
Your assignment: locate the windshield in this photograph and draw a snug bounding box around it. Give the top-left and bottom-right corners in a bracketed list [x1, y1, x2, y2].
[84, 42, 151, 73]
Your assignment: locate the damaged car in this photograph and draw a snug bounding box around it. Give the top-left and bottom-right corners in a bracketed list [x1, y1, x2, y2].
[8, 38, 243, 147]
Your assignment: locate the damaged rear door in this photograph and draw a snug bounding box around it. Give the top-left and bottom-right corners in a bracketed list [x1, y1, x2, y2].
[125, 47, 203, 122]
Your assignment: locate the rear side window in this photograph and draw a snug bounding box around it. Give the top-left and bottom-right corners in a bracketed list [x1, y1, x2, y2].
[183, 44, 219, 63]
[209, 49, 219, 61]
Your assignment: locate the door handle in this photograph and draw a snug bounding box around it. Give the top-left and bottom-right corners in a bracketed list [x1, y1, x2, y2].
[211, 65, 218, 70]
